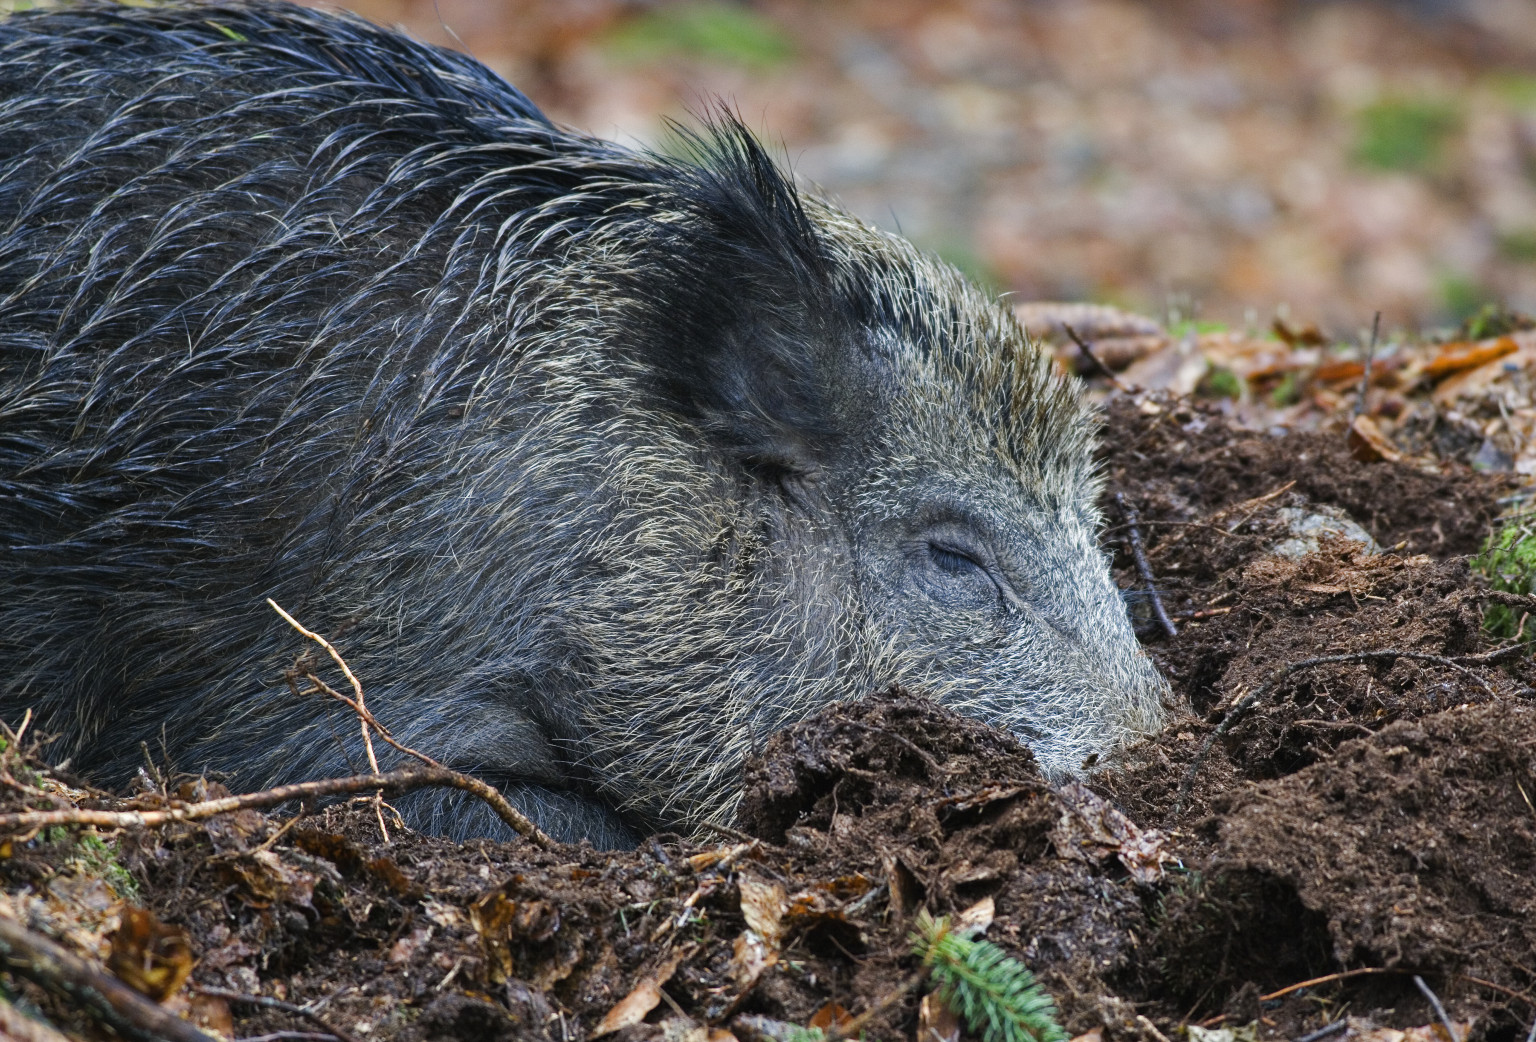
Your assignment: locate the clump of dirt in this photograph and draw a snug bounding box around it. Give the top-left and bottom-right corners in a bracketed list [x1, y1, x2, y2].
[1101, 395, 1515, 563]
[7, 390, 1536, 1042]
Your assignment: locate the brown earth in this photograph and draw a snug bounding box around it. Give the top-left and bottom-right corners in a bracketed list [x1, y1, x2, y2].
[4, 392, 1536, 1042]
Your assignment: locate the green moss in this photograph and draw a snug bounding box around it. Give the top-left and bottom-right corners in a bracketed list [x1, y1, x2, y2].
[1438, 273, 1493, 324]
[1498, 229, 1536, 264]
[1474, 518, 1536, 641]
[1490, 73, 1536, 110]
[603, 4, 794, 70]
[1269, 371, 1303, 407]
[75, 833, 141, 901]
[1353, 97, 1461, 173]
[1196, 365, 1243, 401]
[1167, 319, 1229, 339]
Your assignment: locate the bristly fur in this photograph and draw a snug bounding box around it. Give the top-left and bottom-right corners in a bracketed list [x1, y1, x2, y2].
[0, 0, 1164, 846]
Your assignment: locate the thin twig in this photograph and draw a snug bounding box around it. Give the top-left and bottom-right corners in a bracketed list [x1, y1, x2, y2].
[825, 969, 929, 1042]
[233, 1033, 338, 1042]
[1175, 647, 1518, 814]
[194, 986, 361, 1042]
[697, 821, 760, 845]
[1454, 974, 1534, 1007]
[1116, 493, 1177, 637]
[1261, 967, 1403, 1002]
[293, 673, 443, 771]
[1414, 976, 1461, 1042]
[1353, 311, 1382, 422]
[1062, 323, 1132, 393]
[0, 767, 554, 848]
[269, 600, 389, 841]
[1294, 1021, 1349, 1042]
[0, 912, 217, 1042]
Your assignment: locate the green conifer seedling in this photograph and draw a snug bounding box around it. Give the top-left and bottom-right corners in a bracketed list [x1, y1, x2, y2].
[910, 911, 1068, 1042]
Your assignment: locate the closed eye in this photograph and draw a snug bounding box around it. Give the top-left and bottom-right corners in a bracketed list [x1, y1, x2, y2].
[928, 543, 983, 575]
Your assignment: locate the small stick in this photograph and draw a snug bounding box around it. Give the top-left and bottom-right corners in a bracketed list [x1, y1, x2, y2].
[194, 986, 361, 1042]
[269, 600, 389, 841]
[824, 969, 929, 1042]
[233, 1033, 338, 1042]
[1116, 493, 1177, 638]
[1453, 974, 1534, 1007]
[293, 673, 444, 771]
[1414, 976, 1460, 1042]
[1175, 646, 1517, 814]
[1063, 323, 1132, 393]
[1294, 1021, 1350, 1042]
[0, 912, 217, 1042]
[0, 766, 554, 848]
[1353, 311, 1382, 422]
[697, 821, 760, 845]
[1261, 966, 1402, 1001]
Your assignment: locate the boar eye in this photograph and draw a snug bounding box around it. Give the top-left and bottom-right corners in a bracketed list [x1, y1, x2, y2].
[913, 536, 1004, 609]
[928, 543, 983, 575]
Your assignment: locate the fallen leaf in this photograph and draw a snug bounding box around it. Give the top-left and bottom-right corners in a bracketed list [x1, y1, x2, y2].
[188, 993, 235, 1036]
[1347, 414, 1403, 463]
[1273, 317, 1327, 347]
[1053, 782, 1171, 884]
[953, 896, 994, 937]
[738, 874, 786, 947]
[1069, 1030, 1105, 1042]
[107, 907, 193, 1002]
[917, 993, 961, 1042]
[593, 953, 685, 1037]
[421, 898, 466, 930]
[387, 923, 432, 964]
[809, 1002, 853, 1032]
[883, 854, 924, 919]
[1422, 336, 1519, 378]
[731, 929, 777, 991]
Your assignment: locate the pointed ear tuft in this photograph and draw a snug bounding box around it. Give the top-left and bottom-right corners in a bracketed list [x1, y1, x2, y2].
[620, 115, 880, 478]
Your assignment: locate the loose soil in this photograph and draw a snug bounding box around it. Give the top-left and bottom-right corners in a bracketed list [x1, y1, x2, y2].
[5, 391, 1536, 1042]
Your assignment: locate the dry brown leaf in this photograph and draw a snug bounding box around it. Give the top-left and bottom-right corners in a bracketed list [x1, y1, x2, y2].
[731, 928, 777, 991]
[1354, 1022, 1470, 1042]
[1070, 1029, 1105, 1042]
[188, 992, 235, 1036]
[883, 854, 924, 919]
[953, 896, 995, 937]
[1430, 339, 1536, 405]
[809, 1002, 854, 1032]
[593, 953, 685, 1037]
[1273, 317, 1327, 347]
[917, 993, 961, 1042]
[106, 907, 193, 1002]
[1347, 414, 1403, 463]
[738, 873, 787, 947]
[1053, 781, 1171, 883]
[1422, 335, 1519, 378]
[387, 923, 433, 964]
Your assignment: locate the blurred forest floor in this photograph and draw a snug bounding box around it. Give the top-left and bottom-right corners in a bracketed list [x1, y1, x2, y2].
[307, 0, 1536, 337]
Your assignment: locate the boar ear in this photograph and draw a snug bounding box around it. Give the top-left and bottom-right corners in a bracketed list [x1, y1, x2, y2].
[630, 117, 874, 478]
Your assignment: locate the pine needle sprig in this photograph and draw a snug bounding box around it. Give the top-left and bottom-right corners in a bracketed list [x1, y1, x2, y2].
[911, 911, 1068, 1042]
